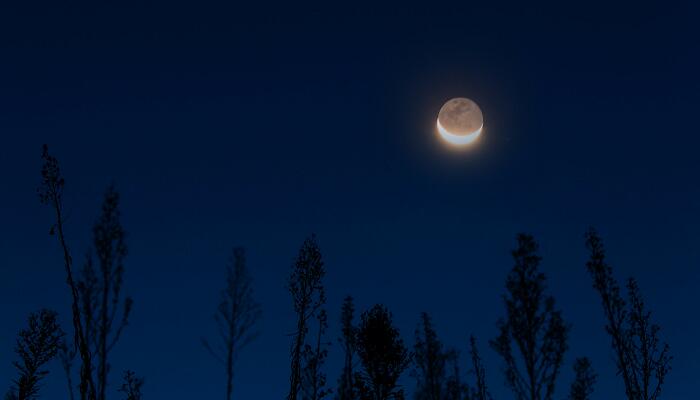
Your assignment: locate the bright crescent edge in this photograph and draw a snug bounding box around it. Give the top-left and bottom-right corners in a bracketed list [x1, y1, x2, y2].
[436, 118, 482, 145]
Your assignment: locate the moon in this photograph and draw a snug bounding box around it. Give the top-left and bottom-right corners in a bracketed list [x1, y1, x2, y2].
[436, 98, 483, 146]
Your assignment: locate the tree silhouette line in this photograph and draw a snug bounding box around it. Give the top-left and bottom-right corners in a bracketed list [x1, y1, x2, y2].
[4, 146, 672, 400]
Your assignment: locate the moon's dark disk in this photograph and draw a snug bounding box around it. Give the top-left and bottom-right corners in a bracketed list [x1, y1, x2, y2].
[437, 98, 483, 145]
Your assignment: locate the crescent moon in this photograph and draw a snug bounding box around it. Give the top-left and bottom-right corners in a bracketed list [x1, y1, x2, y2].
[436, 118, 483, 145]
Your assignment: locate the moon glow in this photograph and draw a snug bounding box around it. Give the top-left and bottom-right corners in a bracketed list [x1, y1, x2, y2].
[436, 98, 483, 146]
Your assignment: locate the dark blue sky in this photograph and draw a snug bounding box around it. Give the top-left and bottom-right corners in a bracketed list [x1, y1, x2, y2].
[1, 1, 699, 399]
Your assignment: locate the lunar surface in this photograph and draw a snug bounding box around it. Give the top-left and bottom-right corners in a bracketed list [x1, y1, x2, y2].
[437, 98, 483, 145]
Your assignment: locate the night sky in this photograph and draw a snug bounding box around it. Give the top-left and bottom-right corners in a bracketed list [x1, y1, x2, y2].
[1, 2, 699, 399]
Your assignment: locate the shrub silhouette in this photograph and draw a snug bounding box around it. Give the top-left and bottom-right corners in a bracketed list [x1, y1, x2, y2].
[355, 304, 411, 400]
[568, 358, 595, 400]
[88, 186, 132, 400]
[301, 309, 331, 400]
[38, 145, 97, 400]
[412, 312, 451, 400]
[466, 336, 492, 400]
[6, 310, 64, 400]
[490, 234, 569, 400]
[335, 296, 357, 400]
[287, 235, 327, 400]
[202, 247, 261, 400]
[585, 229, 671, 400]
[117, 371, 143, 400]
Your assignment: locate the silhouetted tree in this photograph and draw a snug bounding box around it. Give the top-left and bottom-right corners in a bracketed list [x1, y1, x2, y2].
[60, 254, 99, 400]
[59, 254, 97, 400]
[287, 235, 327, 400]
[74, 186, 133, 400]
[301, 309, 331, 400]
[355, 304, 411, 400]
[93, 186, 132, 400]
[336, 296, 357, 400]
[58, 341, 76, 400]
[490, 233, 569, 400]
[202, 247, 262, 400]
[568, 358, 595, 400]
[584, 229, 671, 400]
[38, 145, 97, 400]
[117, 371, 143, 400]
[412, 312, 448, 400]
[6, 310, 65, 400]
[61, 187, 133, 400]
[443, 352, 467, 400]
[466, 336, 492, 400]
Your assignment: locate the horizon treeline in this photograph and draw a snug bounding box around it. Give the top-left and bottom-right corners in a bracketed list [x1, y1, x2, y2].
[4, 146, 671, 400]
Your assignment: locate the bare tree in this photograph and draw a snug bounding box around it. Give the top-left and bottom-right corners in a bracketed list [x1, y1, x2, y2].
[38, 145, 97, 400]
[568, 358, 595, 400]
[626, 279, 670, 400]
[90, 185, 133, 400]
[6, 310, 65, 400]
[301, 309, 331, 400]
[287, 235, 327, 400]
[490, 233, 569, 400]
[202, 247, 262, 400]
[355, 304, 411, 400]
[467, 336, 492, 400]
[61, 187, 133, 400]
[584, 228, 671, 400]
[58, 341, 76, 400]
[336, 296, 357, 400]
[118, 371, 143, 400]
[411, 320, 490, 400]
[60, 253, 100, 400]
[412, 312, 448, 400]
[443, 351, 467, 400]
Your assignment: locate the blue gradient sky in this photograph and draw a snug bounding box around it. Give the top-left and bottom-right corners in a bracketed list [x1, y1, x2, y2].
[1, 2, 699, 399]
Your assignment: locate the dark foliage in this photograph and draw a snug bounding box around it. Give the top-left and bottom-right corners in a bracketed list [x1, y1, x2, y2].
[490, 233, 569, 400]
[568, 358, 595, 400]
[336, 296, 357, 400]
[118, 371, 143, 400]
[287, 235, 327, 400]
[7, 310, 64, 400]
[585, 229, 671, 400]
[355, 304, 411, 400]
[38, 145, 97, 400]
[202, 247, 262, 400]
